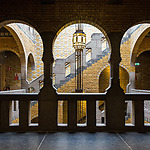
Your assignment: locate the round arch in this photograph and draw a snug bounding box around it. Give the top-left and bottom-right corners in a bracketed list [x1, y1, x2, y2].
[4, 25, 26, 64]
[0, 48, 20, 58]
[0, 18, 42, 67]
[0, 51, 21, 90]
[53, 20, 111, 50]
[0, 19, 43, 90]
[135, 50, 150, 90]
[0, 18, 41, 33]
[27, 53, 35, 70]
[130, 24, 150, 66]
[99, 65, 129, 93]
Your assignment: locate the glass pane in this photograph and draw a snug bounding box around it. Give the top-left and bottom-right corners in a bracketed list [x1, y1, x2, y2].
[78, 36, 81, 42]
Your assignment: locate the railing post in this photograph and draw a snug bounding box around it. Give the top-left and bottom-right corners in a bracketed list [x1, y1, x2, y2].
[0, 100, 10, 130]
[38, 31, 57, 131]
[106, 32, 125, 131]
[19, 100, 30, 128]
[133, 99, 144, 131]
[68, 98, 77, 130]
[87, 99, 96, 129]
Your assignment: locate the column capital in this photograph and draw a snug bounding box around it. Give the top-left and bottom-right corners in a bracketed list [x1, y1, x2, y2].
[40, 31, 56, 63]
[38, 31, 57, 131]
[106, 32, 125, 131]
[107, 32, 124, 64]
[107, 32, 124, 87]
[39, 31, 57, 94]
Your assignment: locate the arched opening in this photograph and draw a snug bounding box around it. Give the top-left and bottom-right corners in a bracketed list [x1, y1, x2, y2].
[27, 53, 35, 82]
[54, 22, 110, 126]
[135, 51, 150, 90]
[53, 23, 110, 93]
[0, 20, 43, 126]
[28, 53, 35, 70]
[0, 21, 44, 93]
[99, 66, 129, 93]
[120, 23, 150, 93]
[0, 51, 21, 90]
[97, 66, 129, 124]
[120, 23, 150, 125]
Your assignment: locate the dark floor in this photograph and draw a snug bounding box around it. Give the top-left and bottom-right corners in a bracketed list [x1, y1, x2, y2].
[0, 132, 150, 150]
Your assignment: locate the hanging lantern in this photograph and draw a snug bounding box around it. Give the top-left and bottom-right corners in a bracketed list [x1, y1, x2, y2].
[73, 24, 86, 50]
[72, 24, 86, 93]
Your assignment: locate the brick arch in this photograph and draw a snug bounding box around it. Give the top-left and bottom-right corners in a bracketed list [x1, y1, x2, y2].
[121, 15, 150, 35]
[122, 24, 150, 67]
[0, 49, 20, 58]
[99, 65, 129, 93]
[0, 17, 41, 33]
[53, 19, 111, 48]
[135, 51, 150, 90]
[4, 25, 26, 65]
[0, 19, 43, 88]
[0, 18, 42, 65]
[99, 65, 110, 93]
[137, 48, 150, 58]
[27, 52, 35, 70]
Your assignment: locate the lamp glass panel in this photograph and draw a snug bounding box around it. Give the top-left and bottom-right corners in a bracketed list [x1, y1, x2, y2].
[74, 35, 76, 43]
[78, 36, 81, 42]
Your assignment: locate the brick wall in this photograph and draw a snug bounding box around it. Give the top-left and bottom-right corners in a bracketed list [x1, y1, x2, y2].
[0, 0, 150, 35]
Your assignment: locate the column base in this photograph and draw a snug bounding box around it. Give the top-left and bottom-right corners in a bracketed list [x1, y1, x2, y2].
[106, 84, 125, 131]
[38, 86, 57, 131]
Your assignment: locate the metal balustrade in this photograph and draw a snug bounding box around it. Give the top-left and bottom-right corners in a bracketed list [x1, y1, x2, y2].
[0, 92, 150, 132]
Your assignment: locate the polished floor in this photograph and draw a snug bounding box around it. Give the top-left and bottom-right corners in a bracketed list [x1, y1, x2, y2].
[0, 132, 150, 150]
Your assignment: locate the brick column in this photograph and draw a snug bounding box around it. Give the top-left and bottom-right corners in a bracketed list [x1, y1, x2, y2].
[106, 32, 125, 131]
[38, 31, 57, 131]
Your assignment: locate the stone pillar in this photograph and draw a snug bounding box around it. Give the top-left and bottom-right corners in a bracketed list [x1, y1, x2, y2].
[106, 32, 125, 131]
[126, 71, 135, 93]
[38, 31, 57, 131]
[20, 52, 29, 92]
[21, 63, 28, 91]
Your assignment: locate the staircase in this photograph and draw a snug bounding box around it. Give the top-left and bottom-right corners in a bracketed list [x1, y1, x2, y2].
[57, 53, 110, 93]
[56, 25, 143, 123]
[13, 24, 146, 124]
[57, 53, 110, 123]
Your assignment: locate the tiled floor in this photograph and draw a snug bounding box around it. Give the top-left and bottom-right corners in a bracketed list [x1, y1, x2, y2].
[0, 132, 150, 150]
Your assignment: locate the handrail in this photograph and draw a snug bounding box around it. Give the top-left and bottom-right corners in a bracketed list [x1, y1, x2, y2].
[0, 92, 150, 132]
[0, 93, 38, 100]
[57, 93, 106, 100]
[125, 93, 150, 100]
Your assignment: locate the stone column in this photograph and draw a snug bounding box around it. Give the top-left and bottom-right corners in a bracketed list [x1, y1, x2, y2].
[106, 32, 125, 131]
[38, 31, 57, 131]
[126, 71, 135, 93]
[21, 62, 28, 91]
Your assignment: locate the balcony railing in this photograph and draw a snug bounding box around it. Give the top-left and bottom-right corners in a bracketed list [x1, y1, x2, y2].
[0, 92, 150, 132]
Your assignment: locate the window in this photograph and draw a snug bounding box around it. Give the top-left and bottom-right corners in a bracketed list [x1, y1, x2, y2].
[86, 48, 91, 62]
[65, 62, 70, 77]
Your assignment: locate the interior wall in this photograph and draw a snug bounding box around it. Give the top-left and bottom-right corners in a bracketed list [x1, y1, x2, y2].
[0, 51, 21, 90]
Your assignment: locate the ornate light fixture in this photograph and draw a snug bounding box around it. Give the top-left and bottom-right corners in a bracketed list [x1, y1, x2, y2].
[73, 24, 86, 93]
